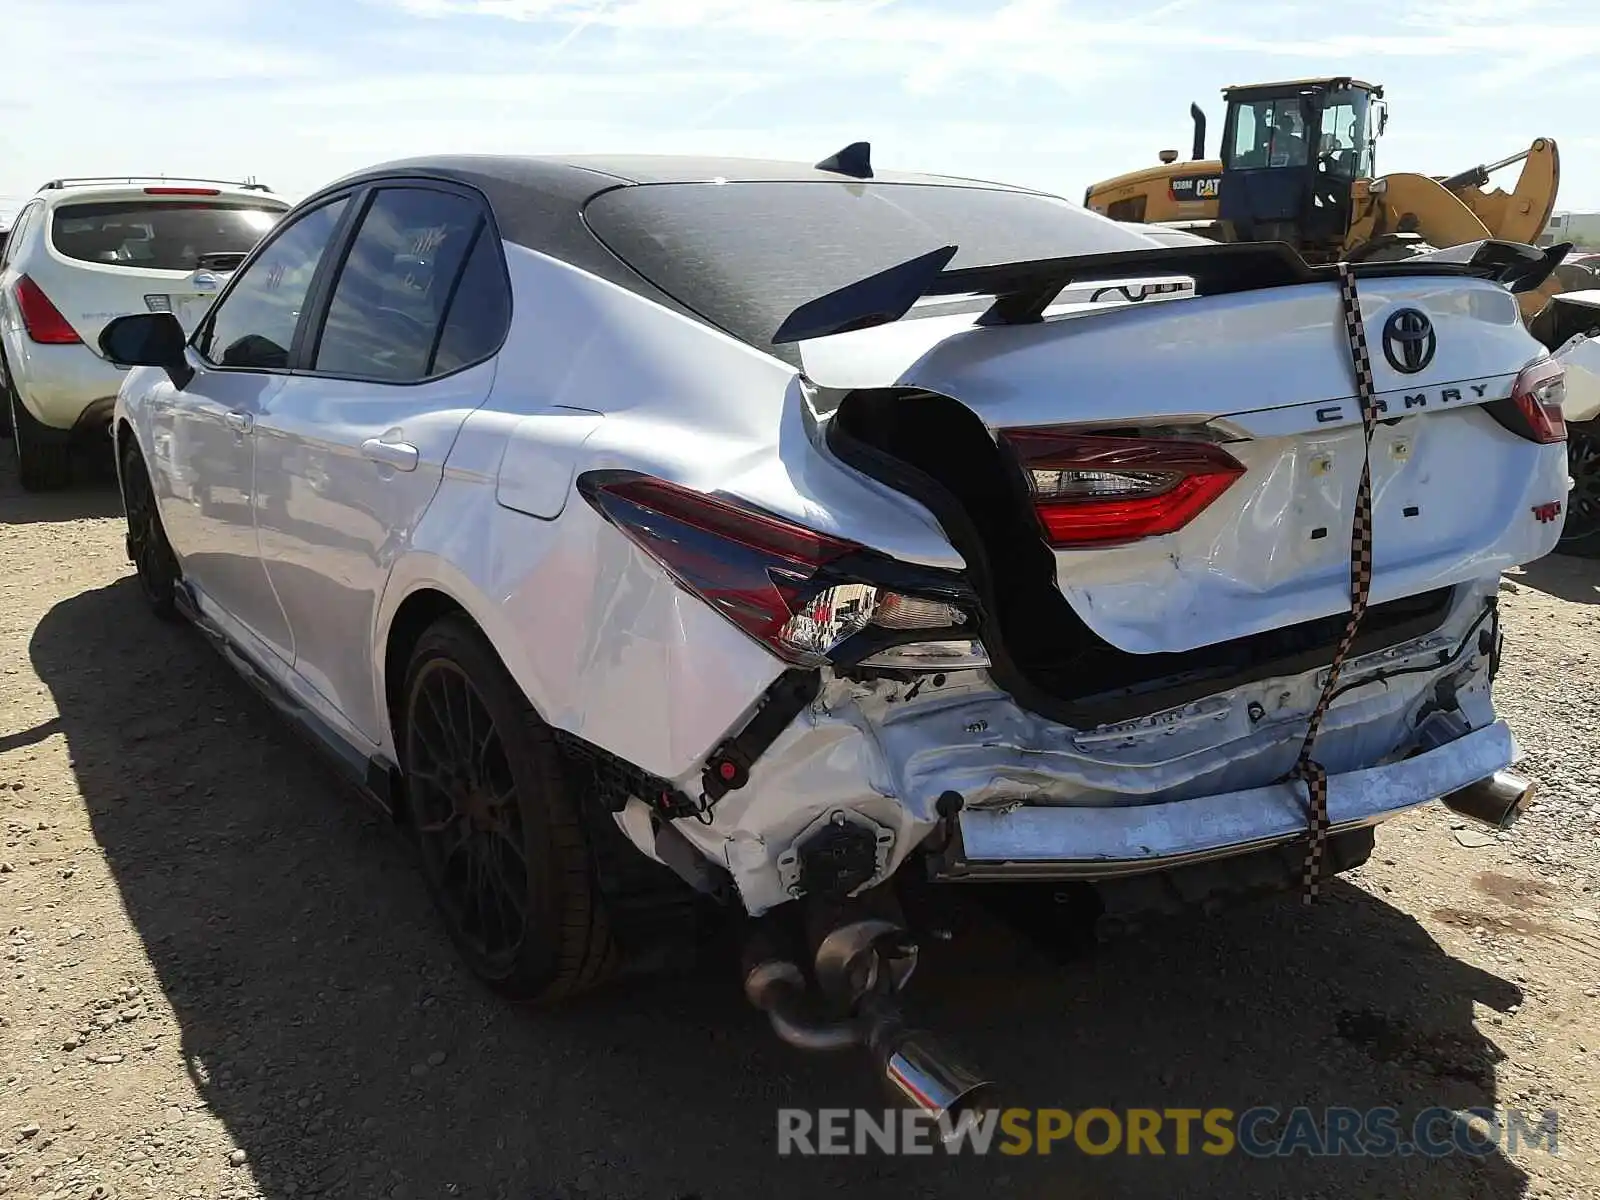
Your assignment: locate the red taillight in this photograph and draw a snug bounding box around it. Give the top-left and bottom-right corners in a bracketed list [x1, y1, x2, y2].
[144, 187, 220, 195]
[1510, 356, 1566, 444]
[1000, 429, 1246, 548]
[578, 473, 971, 665]
[15, 275, 81, 345]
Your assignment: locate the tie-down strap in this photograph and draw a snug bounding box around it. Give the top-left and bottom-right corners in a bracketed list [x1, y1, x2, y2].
[1285, 263, 1381, 903]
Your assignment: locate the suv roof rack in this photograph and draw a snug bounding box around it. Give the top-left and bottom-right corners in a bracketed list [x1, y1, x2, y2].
[36, 175, 273, 194]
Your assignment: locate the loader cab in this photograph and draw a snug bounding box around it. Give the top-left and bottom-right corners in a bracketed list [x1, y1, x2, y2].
[1217, 77, 1384, 259]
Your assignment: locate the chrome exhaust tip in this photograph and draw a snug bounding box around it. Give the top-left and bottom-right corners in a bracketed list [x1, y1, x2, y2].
[859, 993, 993, 1137]
[1440, 768, 1537, 831]
[876, 1029, 995, 1132]
[743, 913, 994, 1133]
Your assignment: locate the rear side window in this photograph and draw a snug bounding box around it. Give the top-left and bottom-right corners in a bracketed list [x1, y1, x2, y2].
[197, 198, 350, 370]
[50, 201, 282, 271]
[312, 187, 496, 382]
[431, 231, 510, 374]
[2, 201, 42, 268]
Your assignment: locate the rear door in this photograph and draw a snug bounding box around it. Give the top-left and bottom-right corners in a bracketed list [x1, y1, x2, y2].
[37, 190, 285, 344]
[253, 182, 510, 743]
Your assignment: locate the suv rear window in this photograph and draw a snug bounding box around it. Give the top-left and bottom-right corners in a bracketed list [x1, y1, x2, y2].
[582, 181, 1155, 353]
[50, 201, 282, 271]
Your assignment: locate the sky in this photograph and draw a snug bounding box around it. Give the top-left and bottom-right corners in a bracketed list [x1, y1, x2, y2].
[3, 0, 1600, 225]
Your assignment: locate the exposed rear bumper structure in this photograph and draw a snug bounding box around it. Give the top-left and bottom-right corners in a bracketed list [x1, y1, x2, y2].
[932, 720, 1517, 882]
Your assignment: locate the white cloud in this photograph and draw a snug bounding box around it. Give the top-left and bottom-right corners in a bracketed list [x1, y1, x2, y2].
[3, 0, 1600, 225]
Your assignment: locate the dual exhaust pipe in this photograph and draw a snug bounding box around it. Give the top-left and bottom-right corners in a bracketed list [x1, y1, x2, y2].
[1419, 711, 1537, 832]
[1440, 768, 1537, 831]
[743, 752, 1534, 1128]
[743, 918, 993, 1132]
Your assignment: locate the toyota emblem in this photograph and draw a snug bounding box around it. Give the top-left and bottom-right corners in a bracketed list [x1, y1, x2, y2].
[1381, 308, 1436, 375]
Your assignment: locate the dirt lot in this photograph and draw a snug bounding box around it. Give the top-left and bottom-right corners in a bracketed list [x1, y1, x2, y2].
[2, 445, 1599, 1200]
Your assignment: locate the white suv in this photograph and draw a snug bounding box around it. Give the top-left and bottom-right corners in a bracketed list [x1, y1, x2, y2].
[0, 177, 288, 489]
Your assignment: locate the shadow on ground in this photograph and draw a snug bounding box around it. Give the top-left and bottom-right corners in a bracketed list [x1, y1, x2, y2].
[1515, 549, 1600, 605]
[31, 577, 1532, 1200]
[0, 439, 122, 523]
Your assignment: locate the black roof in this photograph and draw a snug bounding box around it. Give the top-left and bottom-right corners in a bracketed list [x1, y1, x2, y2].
[294, 153, 1065, 366]
[322, 152, 1039, 201]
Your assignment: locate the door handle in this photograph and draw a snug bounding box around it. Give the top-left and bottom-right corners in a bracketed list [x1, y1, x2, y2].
[361, 437, 419, 472]
[224, 410, 253, 434]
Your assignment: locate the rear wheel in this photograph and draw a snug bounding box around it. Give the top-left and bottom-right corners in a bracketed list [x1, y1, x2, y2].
[0, 347, 14, 439]
[401, 616, 618, 1003]
[1560, 419, 1600, 557]
[8, 384, 73, 491]
[119, 436, 181, 619]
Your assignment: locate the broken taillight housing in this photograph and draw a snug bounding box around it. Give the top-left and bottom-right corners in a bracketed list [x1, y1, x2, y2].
[1507, 356, 1567, 444]
[578, 472, 982, 669]
[1000, 428, 1246, 547]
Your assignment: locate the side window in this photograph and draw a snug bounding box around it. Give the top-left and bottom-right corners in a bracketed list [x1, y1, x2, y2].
[1228, 106, 1261, 167]
[312, 187, 485, 382]
[3, 202, 41, 267]
[197, 197, 350, 370]
[431, 229, 511, 374]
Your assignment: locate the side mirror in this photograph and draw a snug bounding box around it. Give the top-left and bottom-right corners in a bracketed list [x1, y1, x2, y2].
[98, 312, 194, 390]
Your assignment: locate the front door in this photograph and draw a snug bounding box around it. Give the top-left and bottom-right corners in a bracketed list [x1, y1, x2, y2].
[251, 184, 510, 742]
[160, 194, 354, 662]
[147, 366, 290, 658]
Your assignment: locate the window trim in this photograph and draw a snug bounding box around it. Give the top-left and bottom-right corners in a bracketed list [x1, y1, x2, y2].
[190, 188, 365, 376]
[2, 201, 42, 268]
[289, 176, 513, 389]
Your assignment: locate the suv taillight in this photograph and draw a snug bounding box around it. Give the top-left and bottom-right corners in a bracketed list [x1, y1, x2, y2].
[1000, 428, 1246, 547]
[15, 275, 81, 345]
[1508, 356, 1567, 444]
[577, 472, 982, 669]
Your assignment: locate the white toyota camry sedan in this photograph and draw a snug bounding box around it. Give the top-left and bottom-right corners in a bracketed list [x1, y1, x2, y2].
[102, 148, 1570, 1115]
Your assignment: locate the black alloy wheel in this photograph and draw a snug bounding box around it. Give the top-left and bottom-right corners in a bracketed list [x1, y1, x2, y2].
[1560, 420, 1600, 556]
[119, 437, 180, 618]
[401, 616, 617, 1002]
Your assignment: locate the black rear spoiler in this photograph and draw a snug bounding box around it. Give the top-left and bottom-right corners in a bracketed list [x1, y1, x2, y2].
[771, 238, 1571, 345]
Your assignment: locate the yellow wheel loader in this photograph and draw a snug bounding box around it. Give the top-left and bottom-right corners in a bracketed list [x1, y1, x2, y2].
[1083, 77, 1584, 320]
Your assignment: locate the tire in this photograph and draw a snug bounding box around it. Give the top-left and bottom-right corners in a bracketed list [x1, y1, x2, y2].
[400, 615, 618, 1004]
[0, 347, 14, 439]
[8, 382, 73, 491]
[119, 436, 181, 620]
[1559, 419, 1600, 558]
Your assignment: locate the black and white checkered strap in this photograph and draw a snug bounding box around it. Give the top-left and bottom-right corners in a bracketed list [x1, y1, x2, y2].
[1284, 263, 1380, 904]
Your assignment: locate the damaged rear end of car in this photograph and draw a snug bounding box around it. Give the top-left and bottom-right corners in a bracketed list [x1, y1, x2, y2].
[569, 177, 1570, 1117]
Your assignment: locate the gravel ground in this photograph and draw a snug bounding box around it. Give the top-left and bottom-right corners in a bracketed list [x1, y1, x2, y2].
[2, 442, 1598, 1200]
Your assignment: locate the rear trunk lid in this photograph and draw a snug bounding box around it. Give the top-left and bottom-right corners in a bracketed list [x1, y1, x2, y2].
[804, 271, 1568, 656]
[40, 191, 286, 348]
